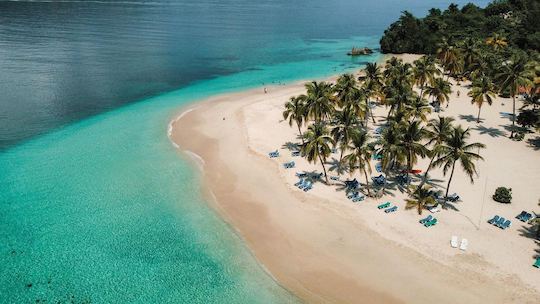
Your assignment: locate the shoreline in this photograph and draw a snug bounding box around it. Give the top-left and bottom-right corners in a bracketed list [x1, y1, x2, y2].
[169, 56, 540, 303]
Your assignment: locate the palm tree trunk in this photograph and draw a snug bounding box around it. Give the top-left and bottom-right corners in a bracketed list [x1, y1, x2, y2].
[477, 105, 482, 123]
[318, 154, 329, 183]
[445, 161, 457, 199]
[297, 123, 304, 144]
[510, 95, 516, 138]
[363, 167, 371, 196]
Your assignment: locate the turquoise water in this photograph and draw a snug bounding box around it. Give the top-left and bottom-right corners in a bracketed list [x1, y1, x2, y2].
[0, 36, 380, 303]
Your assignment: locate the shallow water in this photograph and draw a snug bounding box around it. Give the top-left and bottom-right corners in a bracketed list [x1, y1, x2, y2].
[0, 1, 489, 303]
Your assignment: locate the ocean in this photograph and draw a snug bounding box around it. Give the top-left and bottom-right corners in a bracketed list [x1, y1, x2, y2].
[0, 0, 489, 302]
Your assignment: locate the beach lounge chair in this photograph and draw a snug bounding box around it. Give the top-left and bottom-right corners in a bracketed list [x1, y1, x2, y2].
[372, 154, 383, 160]
[283, 161, 295, 169]
[294, 178, 304, 187]
[303, 181, 313, 192]
[488, 215, 500, 225]
[500, 219, 511, 229]
[459, 238, 468, 251]
[372, 174, 386, 186]
[516, 211, 532, 222]
[385, 206, 398, 213]
[424, 218, 438, 227]
[495, 217, 506, 228]
[419, 215, 433, 224]
[291, 151, 300, 157]
[268, 150, 279, 158]
[330, 176, 339, 181]
[347, 192, 359, 199]
[375, 163, 383, 173]
[451, 236, 458, 248]
[352, 193, 365, 202]
[377, 202, 391, 209]
[533, 258, 540, 268]
[446, 193, 460, 202]
[428, 205, 441, 213]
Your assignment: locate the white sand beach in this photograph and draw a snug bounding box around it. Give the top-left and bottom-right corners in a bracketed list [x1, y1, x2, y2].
[170, 54, 540, 303]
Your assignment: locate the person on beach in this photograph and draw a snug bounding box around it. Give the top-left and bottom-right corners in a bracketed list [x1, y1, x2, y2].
[264, 87, 267, 94]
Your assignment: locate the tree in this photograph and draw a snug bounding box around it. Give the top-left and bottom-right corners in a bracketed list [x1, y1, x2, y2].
[486, 33, 508, 50]
[400, 120, 428, 178]
[304, 81, 335, 123]
[495, 55, 534, 138]
[412, 55, 440, 97]
[331, 108, 359, 164]
[432, 126, 485, 199]
[468, 76, 496, 123]
[405, 185, 436, 215]
[405, 97, 432, 122]
[421, 116, 455, 185]
[424, 77, 452, 108]
[343, 130, 374, 196]
[362, 62, 384, 124]
[301, 123, 335, 183]
[283, 95, 307, 143]
[377, 125, 406, 173]
[334, 74, 359, 108]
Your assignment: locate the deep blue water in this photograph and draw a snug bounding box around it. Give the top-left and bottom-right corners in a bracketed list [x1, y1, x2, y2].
[0, 1, 490, 303]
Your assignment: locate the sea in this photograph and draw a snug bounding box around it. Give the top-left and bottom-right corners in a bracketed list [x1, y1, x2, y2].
[0, 0, 489, 302]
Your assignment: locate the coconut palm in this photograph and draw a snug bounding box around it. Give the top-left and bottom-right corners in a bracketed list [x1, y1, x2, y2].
[283, 95, 307, 143]
[421, 116, 455, 185]
[412, 55, 440, 97]
[386, 85, 416, 118]
[334, 74, 359, 108]
[377, 125, 406, 173]
[304, 81, 335, 123]
[495, 55, 534, 137]
[400, 120, 428, 178]
[405, 185, 436, 215]
[405, 97, 432, 122]
[331, 108, 359, 164]
[432, 126, 485, 199]
[301, 123, 335, 183]
[468, 76, 497, 123]
[458, 38, 479, 73]
[424, 78, 452, 108]
[343, 129, 374, 196]
[436, 41, 460, 79]
[486, 33, 508, 50]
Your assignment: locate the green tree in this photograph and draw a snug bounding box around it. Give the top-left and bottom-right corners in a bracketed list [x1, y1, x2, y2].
[400, 120, 428, 178]
[405, 185, 436, 215]
[301, 123, 335, 183]
[331, 108, 359, 164]
[468, 76, 496, 123]
[283, 95, 307, 143]
[495, 55, 534, 137]
[432, 126, 485, 199]
[343, 130, 374, 196]
[421, 116, 455, 186]
[377, 125, 406, 173]
[304, 81, 335, 123]
[424, 77, 452, 108]
[413, 55, 440, 97]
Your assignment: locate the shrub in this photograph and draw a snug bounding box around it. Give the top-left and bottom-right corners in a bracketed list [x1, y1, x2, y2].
[493, 187, 512, 203]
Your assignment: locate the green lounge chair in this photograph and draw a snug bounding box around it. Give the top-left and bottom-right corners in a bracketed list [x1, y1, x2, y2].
[377, 202, 390, 209]
[534, 258, 540, 269]
[424, 218, 438, 227]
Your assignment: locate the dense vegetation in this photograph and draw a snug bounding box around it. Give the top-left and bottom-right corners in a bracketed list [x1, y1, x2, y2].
[380, 0, 540, 54]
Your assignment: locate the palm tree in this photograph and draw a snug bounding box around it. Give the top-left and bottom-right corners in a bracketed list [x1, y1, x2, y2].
[304, 81, 335, 123]
[459, 38, 479, 73]
[301, 123, 335, 183]
[413, 55, 440, 97]
[362, 63, 384, 124]
[405, 97, 432, 122]
[377, 125, 405, 173]
[486, 33, 508, 50]
[432, 126, 485, 199]
[386, 85, 416, 118]
[331, 108, 359, 164]
[334, 74, 359, 108]
[421, 116, 455, 185]
[400, 120, 428, 178]
[343, 130, 374, 196]
[468, 76, 496, 123]
[495, 55, 534, 137]
[424, 78, 452, 108]
[283, 95, 307, 143]
[405, 185, 436, 215]
[436, 40, 460, 80]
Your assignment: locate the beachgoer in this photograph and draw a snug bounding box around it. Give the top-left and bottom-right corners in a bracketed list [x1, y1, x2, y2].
[264, 87, 267, 94]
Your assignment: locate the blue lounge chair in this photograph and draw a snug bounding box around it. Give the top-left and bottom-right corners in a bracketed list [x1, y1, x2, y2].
[294, 178, 304, 187]
[488, 215, 500, 225]
[352, 193, 365, 202]
[500, 219, 511, 229]
[297, 180, 307, 189]
[420, 215, 433, 224]
[303, 181, 313, 192]
[534, 258, 540, 268]
[377, 202, 391, 209]
[446, 193, 460, 202]
[424, 218, 438, 227]
[375, 163, 383, 173]
[268, 150, 279, 158]
[495, 217, 506, 228]
[516, 211, 532, 222]
[347, 191, 359, 199]
[283, 161, 295, 169]
[385, 206, 398, 213]
[291, 151, 300, 157]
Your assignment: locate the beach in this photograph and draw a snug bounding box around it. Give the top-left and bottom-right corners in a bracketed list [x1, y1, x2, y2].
[170, 54, 540, 303]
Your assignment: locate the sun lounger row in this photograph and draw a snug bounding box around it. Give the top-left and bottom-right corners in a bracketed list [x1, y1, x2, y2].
[419, 214, 438, 227]
[268, 150, 279, 158]
[377, 202, 397, 213]
[283, 161, 295, 169]
[344, 178, 359, 190]
[487, 215, 511, 229]
[516, 211, 533, 222]
[294, 178, 313, 191]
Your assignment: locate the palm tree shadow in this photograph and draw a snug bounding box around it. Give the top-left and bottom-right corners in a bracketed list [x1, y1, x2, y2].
[517, 223, 540, 241]
[440, 200, 460, 211]
[472, 125, 506, 138]
[527, 136, 540, 151]
[458, 114, 477, 123]
[327, 158, 348, 176]
[499, 111, 515, 121]
[282, 141, 300, 151]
